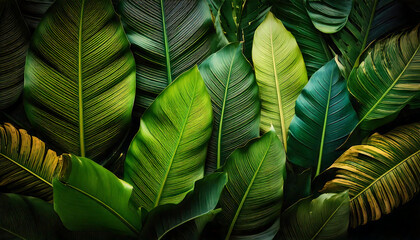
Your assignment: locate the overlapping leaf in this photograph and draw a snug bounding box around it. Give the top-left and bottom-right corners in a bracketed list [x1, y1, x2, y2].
[118, 0, 220, 112]
[252, 12, 308, 150]
[287, 59, 358, 176]
[0, 123, 62, 201]
[124, 66, 213, 211]
[24, 0, 136, 162]
[0, 0, 29, 109]
[18, 0, 54, 32]
[321, 122, 420, 227]
[199, 43, 260, 173]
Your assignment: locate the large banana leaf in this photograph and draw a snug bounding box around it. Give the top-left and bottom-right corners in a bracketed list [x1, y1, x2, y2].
[18, 0, 54, 32]
[304, 0, 353, 34]
[331, 0, 411, 77]
[276, 192, 350, 240]
[53, 154, 142, 236]
[0, 122, 62, 201]
[198, 43, 260, 173]
[140, 173, 227, 240]
[321, 122, 420, 227]
[118, 0, 220, 113]
[216, 130, 286, 239]
[0, 0, 29, 109]
[24, 0, 136, 163]
[270, 0, 332, 77]
[124, 66, 213, 210]
[252, 12, 308, 150]
[287, 59, 358, 176]
[348, 25, 420, 132]
[216, 0, 270, 61]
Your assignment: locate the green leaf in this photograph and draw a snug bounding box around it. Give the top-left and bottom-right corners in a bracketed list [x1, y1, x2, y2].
[287, 59, 358, 176]
[198, 42, 260, 173]
[0, 0, 29, 109]
[277, 192, 350, 240]
[321, 122, 420, 227]
[304, 0, 353, 34]
[53, 154, 142, 236]
[124, 66, 213, 211]
[252, 12, 308, 151]
[348, 25, 420, 132]
[216, 130, 286, 239]
[18, 0, 54, 32]
[24, 0, 136, 162]
[118, 0, 219, 112]
[140, 173, 227, 240]
[283, 167, 311, 208]
[331, 0, 411, 77]
[0, 123, 62, 201]
[270, 0, 332, 77]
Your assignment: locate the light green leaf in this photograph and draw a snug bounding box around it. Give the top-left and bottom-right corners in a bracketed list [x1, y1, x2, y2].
[217, 130, 286, 239]
[304, 0, 353, 34]
[124, 66, 213, 211]
[321, 122, 420, 227]
[0, 0, 29, 109]
[24, 0, 136, 163]
[277, 192, 350, 240]
[199, 42, 260, 173]
[53, 154, 142, 236]
[118, 0, 220, 113]
[0, 123, 62, 201]
[287, 59, 358, 176]
[252, 11, 308, 151]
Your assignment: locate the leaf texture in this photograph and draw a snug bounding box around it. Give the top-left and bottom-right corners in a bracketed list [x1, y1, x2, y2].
[18, 0, 55, 32]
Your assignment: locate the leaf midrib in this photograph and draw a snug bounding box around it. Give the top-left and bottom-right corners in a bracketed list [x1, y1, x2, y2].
[78, 0, 85, 157]
[160, 0, 172, 84]
[311, 200, 345, 239]
[0, 226, 26, 240]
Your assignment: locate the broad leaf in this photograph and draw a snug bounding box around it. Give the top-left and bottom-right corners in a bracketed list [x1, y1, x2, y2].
[0, 0, 29, 109]
[216, 130, 286, 239]
[287, 59, 358, 176]
[283, 167, 311, 208]
[252, 12, 308, 150]
[304, 0, 353, 34]
[331, 0, 411, 77]
[24, 0, 136, 162]
[18, 0, 54, 32]
[348, 25, 420, 132]
[270, 0, 332, 76]
[199, 42, 260, 173]
[140, 173, 227, 240]
[321, 122, 420, 227]
[124, 66, 213, 210]
[0, 123, 62, 201]
[276, 192, 350, 240]
[53, 154, 142, 236]
[118, 0, 219, 112]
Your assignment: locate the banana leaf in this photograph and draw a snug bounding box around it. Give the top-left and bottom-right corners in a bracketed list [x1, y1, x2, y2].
[18, 0, 54, 32]
[252, 11, 308, 151]
[198, 42, 260, 173]
[0, 0, 29, 109]
[321, 122, 420, 227]
[24, 0, 136, 163]
[0, 123, 62, 201]
[124, 66, 213, 211]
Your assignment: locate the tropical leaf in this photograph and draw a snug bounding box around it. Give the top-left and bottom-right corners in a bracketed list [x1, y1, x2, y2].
[124, 66, 213, 211]
[198, 42, 260, 173]
[348, 25, 420, 132]
[216, 130, 286, 239]
[0, 0, 29, 109]
[53, 154, 142, 236]
[216, 0, 270, 61]
[0, 122, 62, 201]
[276, 192, 350, 240]
[24, 0, 136, 162]
[304, 0, 353, 34]
[270, 0, 332, 77]
[331, 0, 411, 77]
[283, 167, 311, 208]
[18, 0, 54, 32]
[140, 173, 227, 240]
[287, 59, 358, 176]
[252, 12, 308, 150]
[321, 122, 420, 227]
[118, 0, 220, 113]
